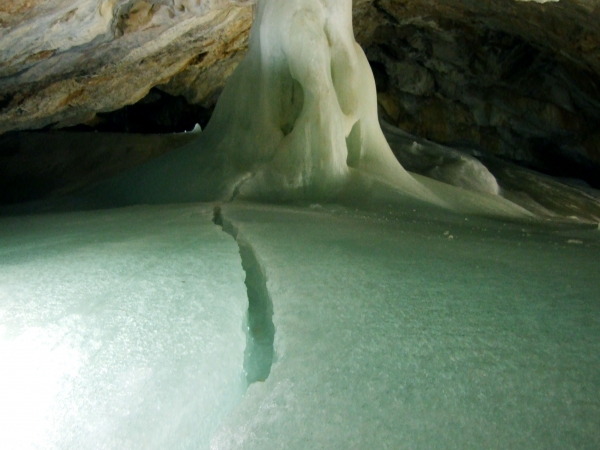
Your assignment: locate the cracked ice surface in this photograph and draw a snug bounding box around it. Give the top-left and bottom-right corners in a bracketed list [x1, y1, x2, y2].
[0, 205, 248, 450]
[211, 202, 600, 449]
[213, 207, 276, 385]
[0, 202, 599, 449]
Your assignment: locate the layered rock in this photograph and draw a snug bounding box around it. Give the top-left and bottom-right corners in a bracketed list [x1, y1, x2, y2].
[363, 0, 600, 186]
[0, 0, 254, 133]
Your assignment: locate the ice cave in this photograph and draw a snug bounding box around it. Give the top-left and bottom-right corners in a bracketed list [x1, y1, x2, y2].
[1, 0, 600, 448]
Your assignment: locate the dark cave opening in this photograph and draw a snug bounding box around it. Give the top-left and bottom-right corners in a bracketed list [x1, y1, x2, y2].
[66, 88, 215, 134]
[0, 88, 216, 205]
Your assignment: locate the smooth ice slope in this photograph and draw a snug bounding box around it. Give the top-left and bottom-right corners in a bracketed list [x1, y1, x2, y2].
[380, 121, 600, 225]
[211, 203, 600, 449]
[0, 205, 248, 450]
[381, 120, 500, 196]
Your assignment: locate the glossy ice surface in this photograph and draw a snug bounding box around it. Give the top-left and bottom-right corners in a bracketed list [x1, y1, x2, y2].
[1, 201, 598, 449]
[0, 205, 248, 449]
[213, 202, 600, 449]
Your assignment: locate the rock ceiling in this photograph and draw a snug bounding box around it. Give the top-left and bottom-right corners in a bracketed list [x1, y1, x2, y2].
[0, 0, 254, 133]
[1, 0, 600, 191]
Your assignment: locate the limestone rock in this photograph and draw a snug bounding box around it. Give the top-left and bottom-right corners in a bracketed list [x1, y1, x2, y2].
[0, 0, 253, 133]
[363, 0, 600, 186]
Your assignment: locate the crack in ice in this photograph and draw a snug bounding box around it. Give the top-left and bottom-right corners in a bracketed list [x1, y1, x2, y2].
[213, 206, 275, 385]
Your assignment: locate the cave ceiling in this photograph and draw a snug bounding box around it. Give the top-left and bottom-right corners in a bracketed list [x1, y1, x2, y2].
[1, 0, 600, 187]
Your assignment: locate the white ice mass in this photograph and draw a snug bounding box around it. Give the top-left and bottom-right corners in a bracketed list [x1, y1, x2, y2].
[88, 0, 534, 222]
[1, 0, 600, 449]
[381, 120, 501, 196]
[90, 0, 456, 210]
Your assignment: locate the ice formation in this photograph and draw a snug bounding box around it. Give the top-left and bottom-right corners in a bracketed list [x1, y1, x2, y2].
[94, 0, 435, 205]
[84, 0, 538, 223]
[207, 0, 433, 200]
[381, 120, 501, 196]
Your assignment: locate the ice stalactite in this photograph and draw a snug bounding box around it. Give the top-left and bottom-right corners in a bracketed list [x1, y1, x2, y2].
[92, 0, 438, 206]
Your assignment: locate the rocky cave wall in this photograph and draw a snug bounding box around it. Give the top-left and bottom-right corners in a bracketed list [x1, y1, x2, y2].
[1, 0, 600, 200]
[0, 0, 254, 133]
[364, 0, 600, 188]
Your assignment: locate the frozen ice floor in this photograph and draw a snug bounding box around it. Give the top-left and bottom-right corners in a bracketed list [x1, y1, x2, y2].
[1, 202, 599, 449]
[0, 205, 248, 449]
[214, 203, 600, 449]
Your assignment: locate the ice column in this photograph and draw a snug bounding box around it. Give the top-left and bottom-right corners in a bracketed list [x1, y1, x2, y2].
[97, 0, 434, 204]
[201, 0, 431, 201]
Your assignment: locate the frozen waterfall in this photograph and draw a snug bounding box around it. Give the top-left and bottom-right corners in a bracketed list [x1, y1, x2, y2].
[92, 0, 427, 204]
